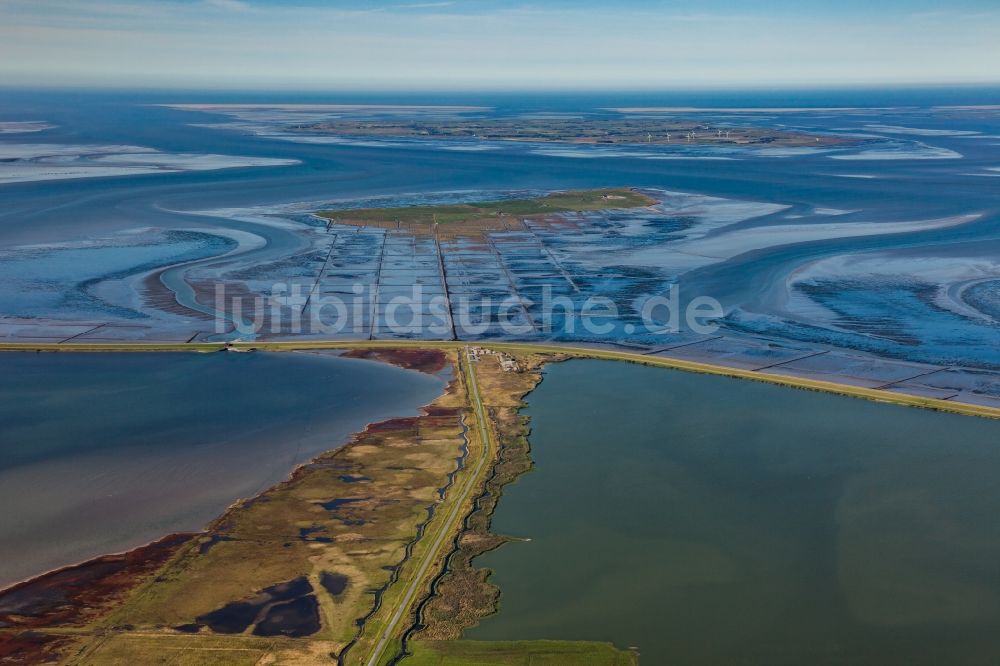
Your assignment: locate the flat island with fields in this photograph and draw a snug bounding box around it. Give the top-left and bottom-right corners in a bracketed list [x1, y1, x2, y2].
[316, 188, 656, 234]
[291, 116, 857, 148]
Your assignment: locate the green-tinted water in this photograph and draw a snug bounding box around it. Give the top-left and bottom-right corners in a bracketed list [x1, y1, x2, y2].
[470, 360, 1000, 665]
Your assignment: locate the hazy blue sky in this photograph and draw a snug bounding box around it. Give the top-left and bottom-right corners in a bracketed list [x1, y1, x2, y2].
[1, 0, 998, 89]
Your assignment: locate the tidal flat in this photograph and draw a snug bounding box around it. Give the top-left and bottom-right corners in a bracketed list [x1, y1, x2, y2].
[471, 358, 1000, 665]
[0, 351, 443, 586]
[3, 93, 1000, 383]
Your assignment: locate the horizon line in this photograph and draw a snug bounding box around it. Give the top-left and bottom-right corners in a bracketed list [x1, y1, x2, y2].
[3, 81, 1000, 95]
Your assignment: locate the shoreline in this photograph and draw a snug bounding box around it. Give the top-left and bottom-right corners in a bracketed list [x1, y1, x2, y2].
[0, 347, 472, 664]
[2, 340, 998, 420]
[0, 532, 197, 600]
[0, 349, 453, 627]
[401, 353, 557, 646]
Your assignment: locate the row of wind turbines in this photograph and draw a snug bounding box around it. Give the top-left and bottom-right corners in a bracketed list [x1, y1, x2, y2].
[646, 128, 733, 143]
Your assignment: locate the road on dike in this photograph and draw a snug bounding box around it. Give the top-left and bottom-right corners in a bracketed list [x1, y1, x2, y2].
[364, 348, 493, 666]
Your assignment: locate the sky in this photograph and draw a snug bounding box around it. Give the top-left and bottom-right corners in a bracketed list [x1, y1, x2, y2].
[1, 0, 999, 90]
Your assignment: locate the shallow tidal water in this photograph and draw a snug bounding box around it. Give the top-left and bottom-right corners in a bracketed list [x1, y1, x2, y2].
[0, 351, 443, 586]
[2, 89, 1000, 369]
[470, 359, 1000, 665]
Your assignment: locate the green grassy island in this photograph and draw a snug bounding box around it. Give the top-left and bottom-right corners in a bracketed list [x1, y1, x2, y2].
[317, 188, 656, 228]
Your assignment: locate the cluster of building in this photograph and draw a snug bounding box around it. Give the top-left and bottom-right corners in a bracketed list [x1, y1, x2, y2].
[467, 346, 521, 372]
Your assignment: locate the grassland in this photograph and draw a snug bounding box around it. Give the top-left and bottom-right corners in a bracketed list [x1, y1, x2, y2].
[406, 640, 637, 665]
[412, 351, 555, 641]
[316, 188, 655, 229]
[357, 348, 496, 666]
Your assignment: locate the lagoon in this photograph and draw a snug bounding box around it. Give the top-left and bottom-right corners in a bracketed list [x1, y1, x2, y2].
[471, 359, 1000, 665]
[0, 351, 442, 586]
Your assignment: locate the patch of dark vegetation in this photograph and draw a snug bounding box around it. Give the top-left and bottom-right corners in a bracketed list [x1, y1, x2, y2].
[0, 533, 192, 630]
[298, 526, 332, 542]
[263, 577, 313, 602]
[0, 630, 73, 665]
[196, 600, 259, 634]
[0, 533, 192, 664]
[320, 572, 349, 597]
[252, 595, 321, 637]
[197, 534, 234, 555]
[338, 474, 371, 483]
[364, 416, 421, 433]
[192, 576, 320, 636]
[424, 406, 462, 418]
[321, 497, 368, 511]
[341, 348, 449, 375]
